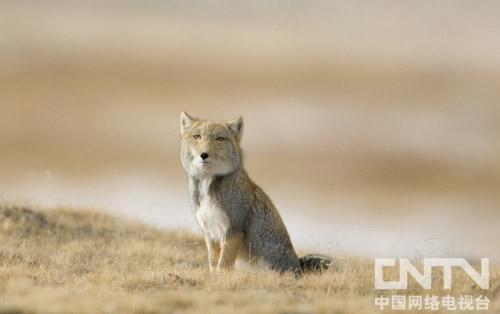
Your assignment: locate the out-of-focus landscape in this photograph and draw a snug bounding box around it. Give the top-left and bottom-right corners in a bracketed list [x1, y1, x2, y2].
[1, 1, 500, 260]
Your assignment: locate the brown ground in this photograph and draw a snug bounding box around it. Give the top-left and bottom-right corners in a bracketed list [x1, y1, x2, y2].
[0, 206, 498, 314]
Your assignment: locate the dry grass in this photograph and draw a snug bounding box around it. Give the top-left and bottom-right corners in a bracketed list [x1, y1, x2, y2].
[0, 206, 498, 314]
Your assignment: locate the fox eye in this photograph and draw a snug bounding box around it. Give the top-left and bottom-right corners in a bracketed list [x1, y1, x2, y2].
[193, 134, 201, 139]
[216, 136, 225, 141]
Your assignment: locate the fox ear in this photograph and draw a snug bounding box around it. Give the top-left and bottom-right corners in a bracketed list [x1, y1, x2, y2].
[226, 116, 243, 139]
[180, 112, 195, 133]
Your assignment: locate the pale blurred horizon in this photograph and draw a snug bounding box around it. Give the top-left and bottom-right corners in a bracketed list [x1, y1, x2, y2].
[1, 1, 499, 259]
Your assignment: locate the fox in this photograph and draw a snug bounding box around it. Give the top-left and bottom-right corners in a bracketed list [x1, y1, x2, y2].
[179, 112, 331, 274]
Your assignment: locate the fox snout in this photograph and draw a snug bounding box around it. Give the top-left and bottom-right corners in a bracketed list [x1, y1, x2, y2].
[193, 145, 211, 162]
[200, 152, 209, 160]
[191, 148, 212, 164]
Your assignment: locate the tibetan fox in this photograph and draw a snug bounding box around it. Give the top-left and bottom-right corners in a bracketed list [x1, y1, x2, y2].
[180, 112, 331, 274]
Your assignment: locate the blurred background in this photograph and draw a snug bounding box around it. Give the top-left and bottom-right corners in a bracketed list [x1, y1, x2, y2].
[1, 1, 499, 259]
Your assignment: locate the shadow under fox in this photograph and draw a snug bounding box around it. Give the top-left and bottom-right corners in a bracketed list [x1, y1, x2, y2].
[180, 112, 331, 274]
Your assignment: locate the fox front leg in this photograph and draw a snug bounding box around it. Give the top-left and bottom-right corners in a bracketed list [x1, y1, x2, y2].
[217, 233, 244, 270]
[204, 236, 220, 272]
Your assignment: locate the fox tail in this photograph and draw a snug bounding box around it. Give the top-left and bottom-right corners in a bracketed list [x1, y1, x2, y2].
[299, 254, 335, 273]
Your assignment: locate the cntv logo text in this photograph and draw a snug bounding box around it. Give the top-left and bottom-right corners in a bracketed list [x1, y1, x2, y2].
[375, 258, 489, 290]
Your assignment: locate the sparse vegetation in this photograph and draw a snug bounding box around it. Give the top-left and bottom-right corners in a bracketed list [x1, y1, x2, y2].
[0, 206, 498, 314]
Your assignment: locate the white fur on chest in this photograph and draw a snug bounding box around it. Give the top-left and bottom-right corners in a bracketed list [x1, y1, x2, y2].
[194, 178, 229, 242]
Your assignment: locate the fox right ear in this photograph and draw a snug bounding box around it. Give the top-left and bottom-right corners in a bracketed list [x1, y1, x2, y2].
[180, 112, 194, 133]
[225, 115, 243, 140]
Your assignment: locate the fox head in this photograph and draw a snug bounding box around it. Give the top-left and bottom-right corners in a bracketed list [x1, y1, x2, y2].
[180, 112, 244, 178]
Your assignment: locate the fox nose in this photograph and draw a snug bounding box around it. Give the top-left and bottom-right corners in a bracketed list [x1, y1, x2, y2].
[200, 152, 209, 160]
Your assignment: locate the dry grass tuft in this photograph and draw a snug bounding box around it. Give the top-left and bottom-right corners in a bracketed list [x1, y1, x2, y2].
[0, 206, 498, 313]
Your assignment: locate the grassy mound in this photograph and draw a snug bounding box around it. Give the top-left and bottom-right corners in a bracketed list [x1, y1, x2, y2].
[0, 206, 497, 314]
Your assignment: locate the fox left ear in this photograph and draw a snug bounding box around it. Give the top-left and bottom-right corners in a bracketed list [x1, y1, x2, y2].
[180, 112, 195, 134]
[226, 116, 243, 139]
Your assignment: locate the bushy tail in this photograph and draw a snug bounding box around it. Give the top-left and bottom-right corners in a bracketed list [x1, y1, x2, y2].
[299, 254, 334, 273]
